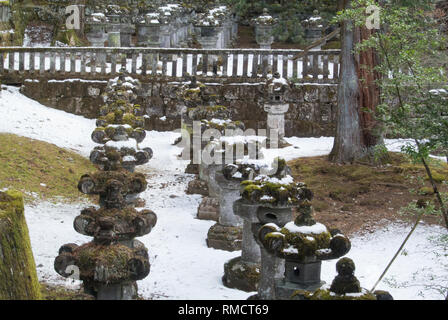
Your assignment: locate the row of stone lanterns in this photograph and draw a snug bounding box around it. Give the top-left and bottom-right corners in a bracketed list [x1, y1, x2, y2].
[252, 8, 325, 49]
[84, 3, 238, 49]
[177, 73, 394, 300]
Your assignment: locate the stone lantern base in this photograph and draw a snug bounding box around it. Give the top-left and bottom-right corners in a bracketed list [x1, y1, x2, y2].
[92, 281, 138, 300]
[222, 256, 260, 292]
[185, 163, 200, 174]
[197, 197, 220, 221]
[206, 223, 242, 251]
[274, 278, 325, 300]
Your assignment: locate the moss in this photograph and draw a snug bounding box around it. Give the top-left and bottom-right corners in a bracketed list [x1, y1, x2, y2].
[40, 282, 94, 300]
[0, 133, 96, 202]
[75, 242, 134, 282]
[122, 113, 136, 126]
[104, 112, 116, 124]
[224, 256, 260, 284]
[53, 29, 89, 47]
[427, 172, 446, 183]
[0, 190, 42, 300]
[418, 186, 434, 196]
[280, 227, 331, 259]
[293, 289, 376, 300]
[241, 180, 300, 204]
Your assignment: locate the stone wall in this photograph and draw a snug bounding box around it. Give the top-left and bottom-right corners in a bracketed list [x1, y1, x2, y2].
[20, 78, 337, 137]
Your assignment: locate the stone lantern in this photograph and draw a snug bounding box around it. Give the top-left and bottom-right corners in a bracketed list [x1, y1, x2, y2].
[136, 13, 166, 47]
[253, 8, 277, 50]
[106, 14, 122, 47]
[85, 14, 108, 68]
[303, 10, 324, 46]
[85, 11, 108, 46]
[118, 14, 135, 47]
[223, 158, 303, 298]
[257, 199, 352, 300]
[54, 73, 155, 300]
[261, 72, 292, 147]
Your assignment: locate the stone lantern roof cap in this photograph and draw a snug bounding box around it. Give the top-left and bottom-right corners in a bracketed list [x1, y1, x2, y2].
[253, 8, 277, 25]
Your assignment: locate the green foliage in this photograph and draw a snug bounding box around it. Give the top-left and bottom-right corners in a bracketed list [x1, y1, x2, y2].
[337, 1, 448, 230]
[337, 0, 448, 160]
[226, 0, 338, 44]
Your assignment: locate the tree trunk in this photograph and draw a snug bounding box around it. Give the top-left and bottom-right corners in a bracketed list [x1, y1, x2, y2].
[355, 26, 382, 148]
[329, 8, 363, 163]
[0, 190, 42, 300]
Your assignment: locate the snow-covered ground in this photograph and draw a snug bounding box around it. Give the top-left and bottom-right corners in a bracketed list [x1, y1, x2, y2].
[1, 85, 447, 300]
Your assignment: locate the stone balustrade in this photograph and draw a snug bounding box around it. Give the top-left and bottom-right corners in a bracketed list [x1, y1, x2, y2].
[0, 47, 341, 84]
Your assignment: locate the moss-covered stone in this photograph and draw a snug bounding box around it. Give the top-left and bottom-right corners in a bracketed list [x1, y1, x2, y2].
[75, 242, 138, 282]
[222, 256, 260, 292]
[280, 227, 332, 259]
[292, 288, 376, 300]
[0, 190, 42, 300]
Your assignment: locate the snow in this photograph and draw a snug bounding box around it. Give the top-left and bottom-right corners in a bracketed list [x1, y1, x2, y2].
[0, 86, 447, 300]
[284, 222, 328, 235]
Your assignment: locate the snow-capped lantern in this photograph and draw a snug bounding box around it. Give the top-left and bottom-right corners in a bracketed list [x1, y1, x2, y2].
[85, 14, 108, 47]
[257, 197, 351, 299]
[303, 10, 324, 43]
[253, 8, 277, 49]
[54, 72, 156, 300]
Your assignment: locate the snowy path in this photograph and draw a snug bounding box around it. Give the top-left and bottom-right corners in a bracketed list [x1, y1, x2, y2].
[1, 85, 447, 300]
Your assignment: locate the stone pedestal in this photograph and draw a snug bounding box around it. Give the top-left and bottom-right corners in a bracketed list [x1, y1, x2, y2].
[255, 24, 274, 50]
[197, 197, 219, 221]
[197, 26, 220, 72]
[120, 24, 134, 47]
[224, 199, 292, 300]
[206, 175, 243, 252]
[96, 282, 137, 300]
[186, 178, 208, 196]
[223, 200, 261, 292]
[255, 205, 293, 300]
[86, 23, 107, 66]
[264, 103, 289, 146]
[196, 162, 223, 221]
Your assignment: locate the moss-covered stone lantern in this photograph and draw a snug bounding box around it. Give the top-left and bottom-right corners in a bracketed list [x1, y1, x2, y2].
[224, 158, 304, 298]
[257, 199, 351, 299]
[54, 73, 156, 300]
